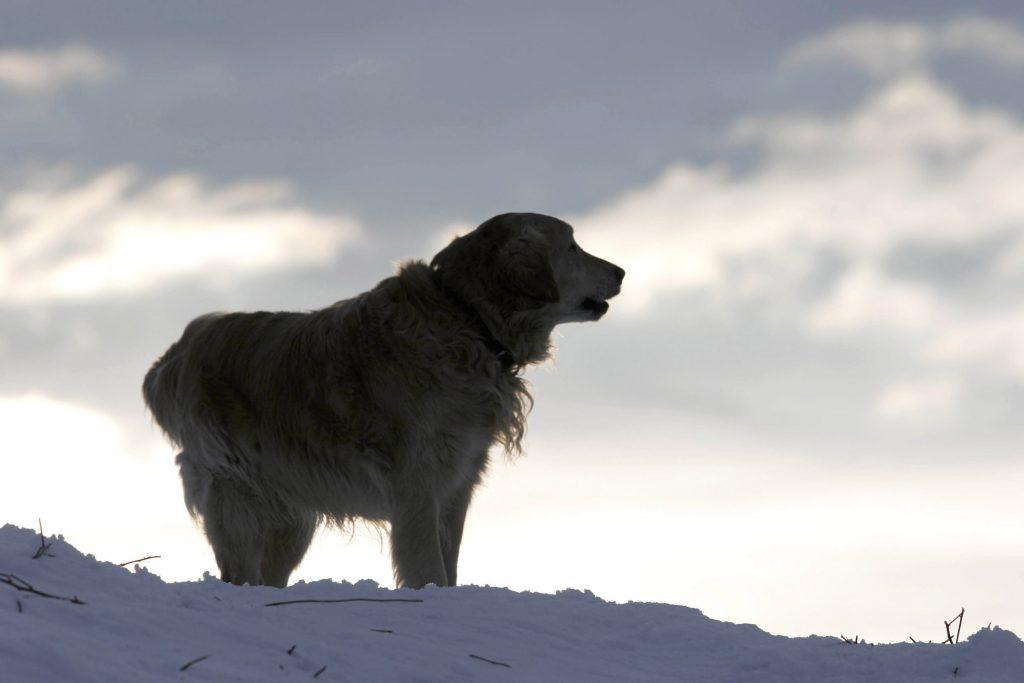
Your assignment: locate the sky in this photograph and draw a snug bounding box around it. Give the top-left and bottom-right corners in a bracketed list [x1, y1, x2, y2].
[1, 1, 1022, 642]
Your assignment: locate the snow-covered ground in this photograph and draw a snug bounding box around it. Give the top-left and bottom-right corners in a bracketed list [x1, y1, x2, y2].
[1, 525, 1022, 682]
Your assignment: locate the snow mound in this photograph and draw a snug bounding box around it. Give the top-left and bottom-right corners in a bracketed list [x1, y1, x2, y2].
[1, 524, 1022, 682]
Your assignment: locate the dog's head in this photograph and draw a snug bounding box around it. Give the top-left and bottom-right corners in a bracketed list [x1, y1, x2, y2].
[431, 213, 624, 325]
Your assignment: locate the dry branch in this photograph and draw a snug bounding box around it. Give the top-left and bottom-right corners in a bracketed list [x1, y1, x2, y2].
[179, 655, 209, 671]
[313, 665, 327, 678]
[0, 573, 84, 605]
[944, 608, 965, 645]
[469, 653, 511, 668]
[31, 519, 53, 559]
[117, 555, 161, 567]
[265, 597, 423, 607]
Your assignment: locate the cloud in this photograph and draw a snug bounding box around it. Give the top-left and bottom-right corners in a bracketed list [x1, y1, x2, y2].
[806, 266, 943, 335]
[784, 16, 1024, 78]
[574, 74, 1024, 317]
[0, 167, 361, 303]
[562, 18, 1024, 409]
[876, 377, 960, 423]
[0, 44, 119, 93]
[925, 309, 1024, 380]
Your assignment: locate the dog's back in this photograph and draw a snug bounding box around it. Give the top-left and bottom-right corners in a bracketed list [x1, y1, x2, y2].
[143, 304, 385, 488]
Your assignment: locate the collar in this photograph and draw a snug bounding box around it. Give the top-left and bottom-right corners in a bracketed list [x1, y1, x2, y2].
[429, 268, 518, 372]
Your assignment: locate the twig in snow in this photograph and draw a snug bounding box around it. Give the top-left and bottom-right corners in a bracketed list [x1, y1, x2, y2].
[16, 599, 22, 613]
[31, 519, 53, 559]
[944, 608, 965, 644]
[179, 655, 209, 671]
[469, 654, 511, 668]
[287, 645, 296, 655]
[0, 573, 85, 605]
[953, 665, 959, 676]
[909, 636, 917, 643]
[313, 665, 327, 678]
[370, 628, 393, 634]
[839, 635, 860, 645]
[265, 597, 423, 607]
[117, 555, 161, 567]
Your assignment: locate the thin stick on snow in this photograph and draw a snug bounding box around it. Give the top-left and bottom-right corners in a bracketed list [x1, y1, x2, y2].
[179, 655, 209, 671]
[468, 654, 511, 668]
[944, 608, 965, 644]
[313, 665, 327, 678]
[117, 555, 161, 567]
[370, 628, 393, 634]
[0, 573, 85, 605]
[265, 597, 423, 607]
[31, 519, 53, 559]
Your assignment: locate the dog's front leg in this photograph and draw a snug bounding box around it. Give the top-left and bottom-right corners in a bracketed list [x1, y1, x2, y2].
[389, 484, 447, 589]
[440, 481, 475, 587]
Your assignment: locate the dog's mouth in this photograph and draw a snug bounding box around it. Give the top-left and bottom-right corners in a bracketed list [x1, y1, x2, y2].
[580, 297, 610, 319]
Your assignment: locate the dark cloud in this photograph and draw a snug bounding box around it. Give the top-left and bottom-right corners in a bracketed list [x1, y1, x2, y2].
[3, 0, 1019, 233]
[884, 229, 1022, 296]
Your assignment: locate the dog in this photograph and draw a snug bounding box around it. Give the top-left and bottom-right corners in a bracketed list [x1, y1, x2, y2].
[143, 212, 624, 588]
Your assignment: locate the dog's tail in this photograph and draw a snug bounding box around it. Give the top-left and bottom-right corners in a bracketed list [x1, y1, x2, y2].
[143, 313, 221, 446]
[143, 348, 185, 445]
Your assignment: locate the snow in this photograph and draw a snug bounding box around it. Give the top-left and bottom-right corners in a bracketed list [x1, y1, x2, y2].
[1, 524, 1022, 682]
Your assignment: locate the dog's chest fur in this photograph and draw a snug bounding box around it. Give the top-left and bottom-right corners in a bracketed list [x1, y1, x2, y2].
[321, 268, 528, 499]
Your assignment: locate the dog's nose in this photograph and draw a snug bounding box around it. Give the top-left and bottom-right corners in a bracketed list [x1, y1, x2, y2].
[613, 265, 625, 284]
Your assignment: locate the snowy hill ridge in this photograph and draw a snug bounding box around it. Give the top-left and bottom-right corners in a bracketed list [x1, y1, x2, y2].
[1, 524, 1022, 682]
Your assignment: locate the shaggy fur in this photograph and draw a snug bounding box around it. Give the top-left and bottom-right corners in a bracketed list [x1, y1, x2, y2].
[143, 213, 624, 588]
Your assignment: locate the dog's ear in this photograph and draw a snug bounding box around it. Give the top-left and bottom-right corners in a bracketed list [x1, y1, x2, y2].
[432, 233, 480, 289]
[497, 227, 560, 306]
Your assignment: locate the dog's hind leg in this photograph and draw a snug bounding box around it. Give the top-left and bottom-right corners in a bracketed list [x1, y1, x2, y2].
[259, 513, 317, 588]
[196, 475, 269, 586]
[178, 452, 264, 585]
